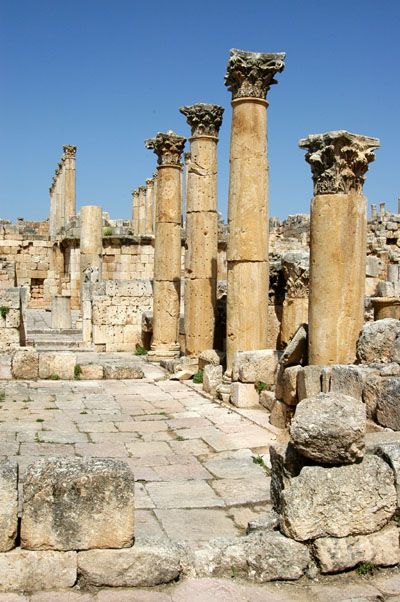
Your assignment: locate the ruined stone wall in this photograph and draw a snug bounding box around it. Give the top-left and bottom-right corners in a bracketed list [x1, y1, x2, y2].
[0, 289, 22, 351]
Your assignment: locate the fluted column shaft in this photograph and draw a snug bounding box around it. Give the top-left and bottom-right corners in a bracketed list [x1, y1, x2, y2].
[145, 179, 154, 235]
[138, 186, 146, 235]
[80, 205, 103, 295]
[63, 145, 77, 223]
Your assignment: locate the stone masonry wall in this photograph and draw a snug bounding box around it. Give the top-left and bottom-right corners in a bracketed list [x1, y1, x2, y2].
[0, 288, 22, 351]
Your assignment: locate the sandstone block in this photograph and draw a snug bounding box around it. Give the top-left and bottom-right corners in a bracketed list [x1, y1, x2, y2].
[279, 323, 308, 368]
[232, 349, 280, 386]
[278, 365, 300, 406]
[198, 349, 222, 371]
[0, 460, 17, 552]
[21, 457, 135, 551]
[230, 382, 259, 408]
[297, 365, 323, 401]
[0, 549, 77, 592]
[329, 364, 367, 401]
[269, 399, 288, 429]
[103, 364, 144, 379]
[12, 349, 39, 380]
[290, 393, 366, 465]
[375, 377, 400, 430]
[314, 524, 400, 574]
[38, 352, 76, 380]
[280, 455, 396, 541]
[203, 364, 223, 396]
[357, 318, 400, 364]
[77, 543, 181, 587]
[270, 443, 307, 513]
[259, 389, 275, 411]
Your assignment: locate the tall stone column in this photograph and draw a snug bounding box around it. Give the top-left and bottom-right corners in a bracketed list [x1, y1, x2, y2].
[145, 131, 186, 360]
[80, 205, 103, 289]
[138, 186, 146, 235]
[49, 178, 56, 239]
[63, 145, 77, 224]
[145, 178, 155, 235]
[132, 189, 139, 234]
[54, 163, 63, 235]
[224, 48, 285, 372]
[179, 103, 224, 357]
[299, 130, 380, 365]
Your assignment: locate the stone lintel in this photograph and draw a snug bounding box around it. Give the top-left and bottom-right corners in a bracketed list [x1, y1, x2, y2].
[299, 130, 380, 195]
[225, 48, 286, 100]
[145, 130, 186, 166]
[180, 103, 224, 137]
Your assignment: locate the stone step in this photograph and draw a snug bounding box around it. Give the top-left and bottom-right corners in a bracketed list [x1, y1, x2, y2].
[28, 328, 82, 336]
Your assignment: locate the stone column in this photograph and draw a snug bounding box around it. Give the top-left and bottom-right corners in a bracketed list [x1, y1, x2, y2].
[371, 204, 377, 219]
[145, 131, 186, 360]
[80, 205, 103, 292]
[299, 130, 380, 365]
[63, 145, 77, 224]
[224, 48, 285, 372]
[138, 186, 146, 235]
[54, 164, 62, 235]
[132, 189, 139, 234]
[179, 103, 224, 357]
[152, 172, 158, 233]
[145, 178, 155, 235]
[380, 202, 385, 217]
[51, 295, 72, 329]
[49, 179, 56, 239]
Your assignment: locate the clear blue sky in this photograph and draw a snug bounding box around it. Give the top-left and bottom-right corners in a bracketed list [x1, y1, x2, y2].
[1, 0, 399, 222]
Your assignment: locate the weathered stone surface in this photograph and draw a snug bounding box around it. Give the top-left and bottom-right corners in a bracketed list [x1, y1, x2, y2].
[279, 365, 300, 406]
[198, 349, 222, 371]
[0, 353, 12, 380]
[259, 389, 275, 411]
[38, 352, 76, 380]
[78, 543, 181, 587]
[270, 443, 307, 513]
[357, 318, 400, 364]
[0, 460, 17, 552]
[374, 443, 400, 508]
[314, 524, 400, 573]
[269, 399, 288, 429]
[21, 457, 135, 551]
[12, 349, 39, 380]
[232, 350, 280, 386]
[203, 364, 223, 396]
[192, 531, 309, 582]
[329, 364, 368, 401]
[246, 509, 279, 534]
[290, 393, 366, 465]
[230, 382, 259, 408]
[375, 377, 400, 430]
[103, 364, 144, 379]
[280, 455, 396, 541]
[297, 365, 323, 401]
[279, 323, 308, 368]
[0, 549, 77, 592]
[79, 363, 104, 380]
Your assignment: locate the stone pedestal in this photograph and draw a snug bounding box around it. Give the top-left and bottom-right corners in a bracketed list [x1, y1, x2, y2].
[224, 48, 285, 372]
[80, 206, 103, 299]
[51, 295, 72, 330]
[299, 131, 380, 365]
[180, 103, 224, 357]
[145, 131, 186, 360]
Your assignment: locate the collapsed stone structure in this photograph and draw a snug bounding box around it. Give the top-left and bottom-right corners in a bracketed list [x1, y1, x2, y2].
[1, 46, 400, 592]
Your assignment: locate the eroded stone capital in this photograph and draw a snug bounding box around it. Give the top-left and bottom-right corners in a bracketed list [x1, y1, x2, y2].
[145, 130, 186, 166]
[299, 130, 380, 195]
[63, 145, 77, 159]
[132, 189, 139, 198]
[138, 186, 146, 193]
[179, 103, 224, 137]
[146, 178, 154, 187]
[225, 48, 285, 100]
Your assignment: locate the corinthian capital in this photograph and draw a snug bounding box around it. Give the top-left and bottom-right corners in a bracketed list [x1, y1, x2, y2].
[145, 130, 186, 166]
[179, 103, 224, 137]
[299, 130, 380, 195]
[63, 145, 77, 159]
[225, 48, 285, 100]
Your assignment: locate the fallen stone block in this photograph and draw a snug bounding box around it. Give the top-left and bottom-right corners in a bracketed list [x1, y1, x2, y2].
[269, 399, 288, 429]
[198, 349, 222, 371]
[78, 543, 181, 587]
[0, 460, 17, 552]
[170, 369, 196, 381]
[279, 323, 308, 368]
[329, 364, 369, 401]
[232, 350, 280, 386]
[21, 457, 135, 551]
[374, 443, 400, 508]
[12, 348, 39, 380]
[280, 455, 396, 541]
[290, 393, 366, 465]
[103, 364, 144, 379]
[0, 549, 77, 592]
[259, 389, 275, 411]
[278, 365, 301, 406]
[230, 382, 259, 408]
[297, 365, 324, 401]
[314, 524, 400, 574]
[203, 364, 223, 395]
[270, 443, 307, 513]
[191, 531, 310, 582]
[38, 352, 76, 380]
[357, 318, 400, 364]
[375, 377, 400, 430]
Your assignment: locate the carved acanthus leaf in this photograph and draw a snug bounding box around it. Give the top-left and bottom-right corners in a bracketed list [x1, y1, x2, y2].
[145, 131, 186, 166]
[299, 131, 380, 195]
[225, 48, 285, 100]
[180, 103, 224, 137]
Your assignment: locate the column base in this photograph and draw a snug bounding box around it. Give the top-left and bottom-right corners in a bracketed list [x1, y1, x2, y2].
[147, 347, 181, 363]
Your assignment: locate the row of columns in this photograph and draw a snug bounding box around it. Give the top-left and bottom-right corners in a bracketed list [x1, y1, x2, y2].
[49, 145, 76, 239]
[131, 176, 157, 236]
[143, 48, 380, 371]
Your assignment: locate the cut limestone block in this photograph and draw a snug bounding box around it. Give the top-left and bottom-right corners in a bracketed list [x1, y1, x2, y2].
[0, 460, 17, 552]
[279, 323, 308, 368]
[38, 352, 76, 380]
[21, 457, 135, 551]
[203, 364, 223, 396]
[374, 443, 400, 508]
[314, 524, 400, 573]
[0, 549, 77, 592]
[103, 364, 144, 380]
[290, 393, 366, 465]
[230, 382, 259, 408]
[280, 455, 396, 541]
[12, 348, 39, 380]
[357, 318, 400, 364]
[232, 350, 280, 386]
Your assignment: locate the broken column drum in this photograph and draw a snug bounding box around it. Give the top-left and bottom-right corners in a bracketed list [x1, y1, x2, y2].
[299, 131, 380, 364]
[145, 131, 186, 359]
[224, 48, 285, 372]
[180, 103, 224, 357]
